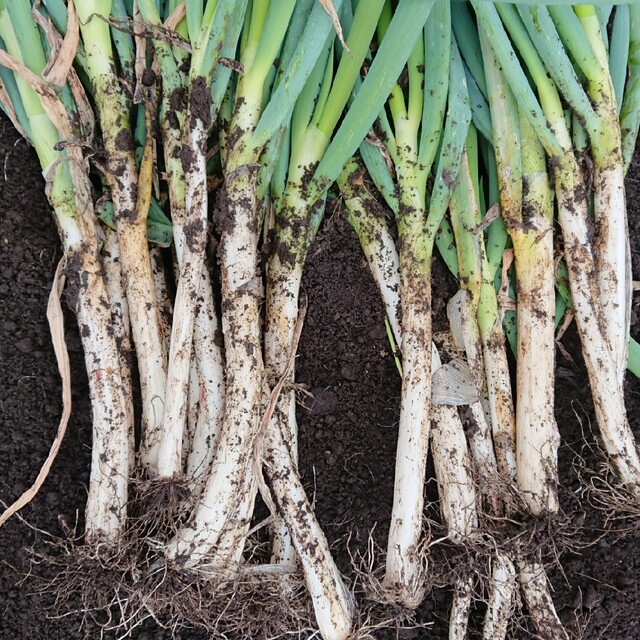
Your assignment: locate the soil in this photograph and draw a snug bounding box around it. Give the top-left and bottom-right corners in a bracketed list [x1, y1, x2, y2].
[1, 114, 639, 640]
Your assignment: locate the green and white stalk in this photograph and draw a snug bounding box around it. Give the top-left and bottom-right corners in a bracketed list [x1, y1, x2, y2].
[339, 157, 481, 636]
[264, 0, 386, 568]
[576, 6, 630, 384]
[445, 81, 565, 637]
[153, 0, 239, 479]
[72, 0, 168, 474]
[364, 3, 449, 606]
[326, 5, 469, 605]
[166, 8, 361, 637]
[446, 290, 502, 503]
[448, 136, 517, 487]
[135, 0, 228, 486]
[480, 31, 559, 515]
[474, 0, 640, 499]
[0, 11, 131, 541]
[263, 38, 331, 571]
[225, 0, 438, 627]
[164, 0, 279, 562]
[524, 3, 630, 384]
[337, 160, 401, 343]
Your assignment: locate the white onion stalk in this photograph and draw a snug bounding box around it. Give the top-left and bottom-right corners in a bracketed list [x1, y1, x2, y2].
[261, 56, 375, 635]
[0, 16, 131, 542]
[263, 0, 390, 571]
[512, 113, 559, 515]
[263, 341, 355, 640]
[73, 1, 168, 474]
[164, 151, 263, 566]
[52, 168, 132, 542]
[476, 0, 640, 498]
[140, 70, 225, 486]
[431, 347, 478, 543]
[184, 267, 226, 483]
[479, 30, 560, 515]
[157, 107, 209, 478]
[384, 178, 433, 608]
[447, 291, 502, 499]
[449, 576, 474, 640]
[448, 145, 517, 484]
[553, 137, 640, 496]
[517, 559, 567, 640]
[76, 247, 131, 542]
[553, 5, 631, 383]
[150, 245, 172, 355]
[102, 228, 135, 473]
[482, 552, 516, 640]
[264, 137, 326, 568]
[263, 252, 303, 568]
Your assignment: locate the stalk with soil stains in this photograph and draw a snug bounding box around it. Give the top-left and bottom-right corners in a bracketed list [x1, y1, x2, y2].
[149, 0, 239, 480]
[338, 156, 507, 638]
[481, 29, 560, 516]
[353, 6, 471, 606]
[449, 140, 568, 640]
[473, 0, 640, 504]
[448, 131, 518, 489]
[526, 4, 631, 385]
[72, 0, 168, 475]
[336, 18, 472, 604]
[0, 4, 132, 541]
[135, 0, 232, 487]
[164, 4, 358, 638]
[264, 0, 386, 569]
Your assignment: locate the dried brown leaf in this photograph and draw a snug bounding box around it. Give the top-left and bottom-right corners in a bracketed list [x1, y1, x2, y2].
[133, 6, 148, 104]
[43, 0, 80, 87]
[136, 132, 154, 223]
[164, 1, 186, 31]
[66, 68, 95, 141]
[319, 0, 349, 51]
[32, 2, 92, 138]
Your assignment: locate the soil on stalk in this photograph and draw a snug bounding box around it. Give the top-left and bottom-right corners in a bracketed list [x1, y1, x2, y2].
[1, 115, 639, 640]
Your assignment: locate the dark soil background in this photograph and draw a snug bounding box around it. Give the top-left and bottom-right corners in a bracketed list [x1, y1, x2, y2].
[1, 113, 639, 640]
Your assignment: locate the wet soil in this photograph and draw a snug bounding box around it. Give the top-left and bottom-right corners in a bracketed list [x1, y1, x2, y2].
[1, 117, 639, 640]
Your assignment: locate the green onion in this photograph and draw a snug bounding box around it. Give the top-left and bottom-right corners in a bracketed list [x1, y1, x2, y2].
[72, 0, 168, 475]
[0, 0, 132, 542]
[474, 0, 640, 500]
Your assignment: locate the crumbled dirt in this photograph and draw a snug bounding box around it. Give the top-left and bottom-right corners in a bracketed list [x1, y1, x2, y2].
[1, 114, 640, 640]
